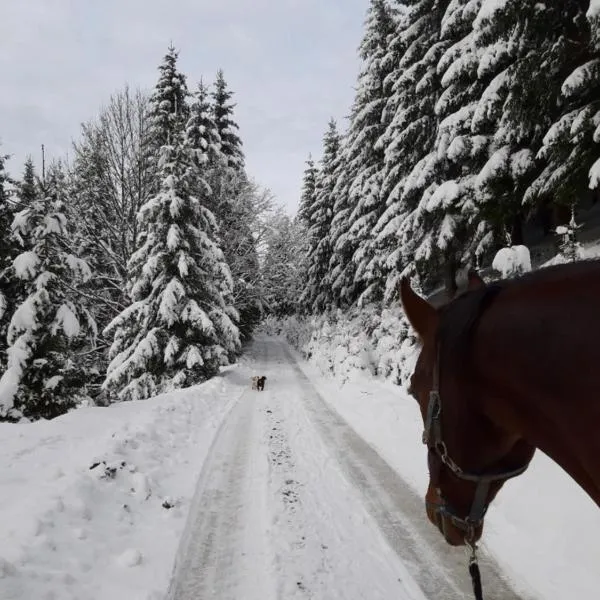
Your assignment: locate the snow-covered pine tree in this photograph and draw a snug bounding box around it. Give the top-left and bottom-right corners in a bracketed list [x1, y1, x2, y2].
[368, 4, 411, 279]
[374, 0, 451, 298]
[103, 49, 240, 402]
[296, 155, 318, 306]
[301, 119, 340, 313]
[586, 4, 600, 196]
[590, 1, 600, 48]
[376, 0, 411, 205]
[188, 81, 222, 167]
[527, 7, 600, 215]
[472, 1, 589, 245]
[18, 158, 37, 207]
[341, 0, 397, 306]
[298, 155, 318, 230]
[1, 159, 39, 375]
[328, 134, 357, 309]
[0, 152, 17, 372]
[395, 0, 491, 297]
[146, 45, 190, 186]
[0, 163, 93, 421]
[186, 79, 223, 220]
[0, 151, 14, 274]
[212, 69, 244, 172]
[205, 71, 261, 340]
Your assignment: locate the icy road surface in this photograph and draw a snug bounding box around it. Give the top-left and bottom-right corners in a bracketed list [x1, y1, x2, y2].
[166, 338, 530, 600]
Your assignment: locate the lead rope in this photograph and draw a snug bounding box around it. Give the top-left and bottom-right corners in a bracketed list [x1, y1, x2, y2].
[467, 541, 484, 600]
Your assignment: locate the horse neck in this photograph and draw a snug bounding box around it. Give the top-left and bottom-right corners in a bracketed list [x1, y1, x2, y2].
[473, 297, 600, 507]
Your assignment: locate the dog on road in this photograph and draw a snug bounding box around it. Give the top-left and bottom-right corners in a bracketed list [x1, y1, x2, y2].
[250, 375, 267, 391]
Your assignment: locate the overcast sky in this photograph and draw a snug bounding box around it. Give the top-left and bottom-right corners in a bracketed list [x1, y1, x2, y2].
[0, 0, 368, 214]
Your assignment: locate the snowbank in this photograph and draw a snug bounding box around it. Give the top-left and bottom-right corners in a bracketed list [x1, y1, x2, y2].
[261, 304, 418, 388]
[0, 370, 241, 600]
[492, 244, 531, 277]
[286, 347, 600, 600]
[588, 0, 600, 18]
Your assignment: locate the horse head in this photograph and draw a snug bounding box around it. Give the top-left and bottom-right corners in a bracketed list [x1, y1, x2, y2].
[400, 274, 535, 546]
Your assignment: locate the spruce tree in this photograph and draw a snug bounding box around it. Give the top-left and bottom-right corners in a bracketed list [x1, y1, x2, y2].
[187, 80, 222, 169]
[212, 69, 244, 171]
[207, 71, 261, 341]
[397, 0, 492, 295]
[18, 158, 37, 207]
[342, 0, 397, 305]
[374, 0, 451, 297]
[0, 152, 17, 373]
[585, 6, 600, 195]
[186, 79, 223, 217]
[472, 1, 589, 242]
[1, 158, 37, 364]
[328, 136, 357, 309]
[527, 10, 600, 213]
[301, 119, 340, 313]
[0, 151, 14, 276]
[296, 155, 318, 306]
[147, 45, 190, 182]
[298, 155, 318, 229]
[0, 164, 92, 421]
[103, 51, 240, 402]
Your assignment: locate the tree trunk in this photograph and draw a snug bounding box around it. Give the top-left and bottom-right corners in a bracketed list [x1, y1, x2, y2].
[443, 256, 458, 300]
[539, 200, 553, 236]
[553, 203, 571, 227]
[510, 212, 524, 245]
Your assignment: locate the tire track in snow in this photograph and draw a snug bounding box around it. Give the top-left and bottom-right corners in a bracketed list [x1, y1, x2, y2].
[273, 339, 535, 600]
[166, 379, 274, 600]
[263, 359, 314, 598]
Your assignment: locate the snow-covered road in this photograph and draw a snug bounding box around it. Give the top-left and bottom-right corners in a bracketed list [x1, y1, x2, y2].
[167, 338, 531, 600]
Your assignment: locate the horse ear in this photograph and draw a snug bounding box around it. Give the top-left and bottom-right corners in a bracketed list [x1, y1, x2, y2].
[467, 269, 485, 290]
[400, 277, 438, 340]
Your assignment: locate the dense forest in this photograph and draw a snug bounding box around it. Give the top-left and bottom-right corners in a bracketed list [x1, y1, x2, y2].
[3, 0, 600, 420]
[0, 47, 273, 420]
[296, 0, 600, 310]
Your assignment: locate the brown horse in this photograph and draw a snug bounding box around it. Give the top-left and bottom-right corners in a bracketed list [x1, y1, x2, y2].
[400, 260, 600, 547]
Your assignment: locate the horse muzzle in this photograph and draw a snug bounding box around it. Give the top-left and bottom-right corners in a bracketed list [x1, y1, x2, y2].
[425, 490, 483, 547]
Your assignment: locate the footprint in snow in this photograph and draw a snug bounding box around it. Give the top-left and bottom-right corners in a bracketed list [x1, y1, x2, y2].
[116, 548, 143, 567]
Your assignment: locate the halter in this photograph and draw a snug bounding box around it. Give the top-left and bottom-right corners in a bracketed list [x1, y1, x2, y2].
[423, 344, 529, 542]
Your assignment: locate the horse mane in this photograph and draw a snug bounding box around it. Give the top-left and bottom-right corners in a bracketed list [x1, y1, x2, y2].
[437, 284, 503, 370]
[436, 258, 600, 369]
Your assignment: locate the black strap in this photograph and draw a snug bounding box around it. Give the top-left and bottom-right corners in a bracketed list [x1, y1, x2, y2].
[469, 555, 484, 600]
[468, 479, 490, 524]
